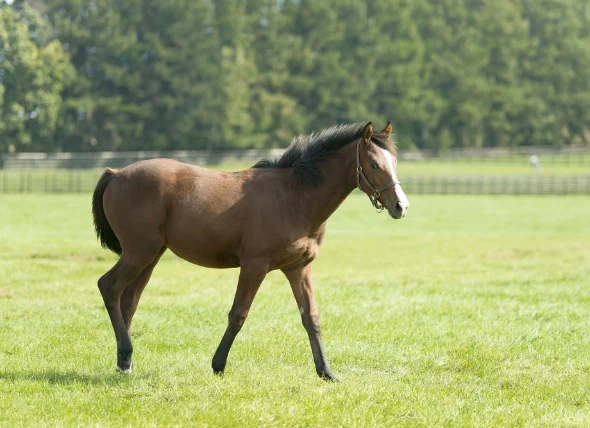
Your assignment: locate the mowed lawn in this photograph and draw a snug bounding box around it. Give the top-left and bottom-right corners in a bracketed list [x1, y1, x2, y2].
[1, 192, 589, 426]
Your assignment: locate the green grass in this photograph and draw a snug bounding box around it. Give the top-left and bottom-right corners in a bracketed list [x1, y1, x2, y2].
[1, 193, 590, 426]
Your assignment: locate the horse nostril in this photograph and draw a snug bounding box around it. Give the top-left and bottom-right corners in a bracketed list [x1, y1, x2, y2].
[396, 201, 408, 211]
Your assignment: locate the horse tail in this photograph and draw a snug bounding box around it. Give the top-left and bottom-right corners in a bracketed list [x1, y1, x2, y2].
[92, 168, 122, 255]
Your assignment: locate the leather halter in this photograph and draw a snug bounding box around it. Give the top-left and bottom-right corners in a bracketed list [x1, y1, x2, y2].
[356, 139, 400, 213]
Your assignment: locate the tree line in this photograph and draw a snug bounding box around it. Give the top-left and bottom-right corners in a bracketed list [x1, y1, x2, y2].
[1, 0, 589, 153]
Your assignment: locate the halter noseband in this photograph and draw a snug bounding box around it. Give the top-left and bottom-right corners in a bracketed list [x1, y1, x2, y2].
[356, 139, 400, 213]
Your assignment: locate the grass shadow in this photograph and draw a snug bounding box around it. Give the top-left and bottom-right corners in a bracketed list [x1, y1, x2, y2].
[0, 369, 135, 386]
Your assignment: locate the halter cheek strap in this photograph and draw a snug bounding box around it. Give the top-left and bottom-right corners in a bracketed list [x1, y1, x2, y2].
[356, 140, 400, 212]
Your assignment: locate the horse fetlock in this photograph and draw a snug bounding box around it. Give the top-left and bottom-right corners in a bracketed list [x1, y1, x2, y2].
[117, 344, 133, 369]
[117, 344, 133, 357]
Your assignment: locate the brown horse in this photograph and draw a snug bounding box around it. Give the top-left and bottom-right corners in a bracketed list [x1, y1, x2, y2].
[92, 122, 409, 381]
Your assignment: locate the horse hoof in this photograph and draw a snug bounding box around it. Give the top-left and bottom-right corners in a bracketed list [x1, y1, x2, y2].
[211, 358, 226, 375]
[116, 363, 133, 374]
[319, 371, 339, 382]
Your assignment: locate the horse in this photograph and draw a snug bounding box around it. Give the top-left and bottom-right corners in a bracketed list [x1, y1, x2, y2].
[92, 121, 409, 381]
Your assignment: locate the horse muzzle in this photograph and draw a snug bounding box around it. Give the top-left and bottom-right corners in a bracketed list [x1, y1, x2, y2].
[388, 202, 407, 219]
[388, 185, 409, 219]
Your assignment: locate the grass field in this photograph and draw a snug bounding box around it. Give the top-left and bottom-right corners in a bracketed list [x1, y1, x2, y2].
[1, 192, 590, 426]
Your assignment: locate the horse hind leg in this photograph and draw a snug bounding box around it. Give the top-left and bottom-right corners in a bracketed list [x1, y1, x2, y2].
[98, 249, 161, 373]
[120, 246, 167, 333]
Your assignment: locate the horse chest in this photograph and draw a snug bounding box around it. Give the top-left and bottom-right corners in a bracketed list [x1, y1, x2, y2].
[269, 237, 321, 270]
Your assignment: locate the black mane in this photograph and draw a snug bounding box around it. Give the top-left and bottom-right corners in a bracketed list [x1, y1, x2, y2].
[253, 122, 395, 186]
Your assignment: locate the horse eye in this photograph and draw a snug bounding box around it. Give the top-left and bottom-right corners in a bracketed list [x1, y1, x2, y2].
[370, 162, 379, 170]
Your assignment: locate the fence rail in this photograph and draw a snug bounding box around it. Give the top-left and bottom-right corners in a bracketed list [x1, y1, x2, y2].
[1, 145, 589, 169]
[0, 149, 285, 169]
[402, 175, 590, 195]
[0, 170, 101, 193]
[1, 170, 588, 194]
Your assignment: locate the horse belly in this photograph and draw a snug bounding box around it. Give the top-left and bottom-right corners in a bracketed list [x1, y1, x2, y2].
[167, 234, 240, 268]
[169, 246, 239, 269]
[165, 213, 241, 269]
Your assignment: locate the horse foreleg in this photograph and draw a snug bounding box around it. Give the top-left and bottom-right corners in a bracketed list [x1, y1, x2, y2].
[282, 264, 337, 381]
[212, 260, 267, 375]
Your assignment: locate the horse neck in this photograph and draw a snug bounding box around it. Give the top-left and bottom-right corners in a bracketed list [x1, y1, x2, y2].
[303, 142, 358, 229]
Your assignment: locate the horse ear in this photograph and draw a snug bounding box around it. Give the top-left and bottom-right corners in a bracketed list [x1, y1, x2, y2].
[382, 121, 393, 138]
[363, 122, 373, 144]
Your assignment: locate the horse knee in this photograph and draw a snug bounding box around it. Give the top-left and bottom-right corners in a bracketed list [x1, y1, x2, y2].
[227, 310, 247, 333]
[302, 314, 321, 335]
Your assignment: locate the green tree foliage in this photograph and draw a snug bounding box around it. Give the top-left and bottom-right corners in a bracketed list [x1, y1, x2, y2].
[0, 0, 589, 152]
[518, 0, 590, 146]
[45, 0, 222, 151]
[0, 3, 73, 152]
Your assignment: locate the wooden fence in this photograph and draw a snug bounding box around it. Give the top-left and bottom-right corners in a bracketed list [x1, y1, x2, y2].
[401, 175, 590, 195]
[1, 145, 589, 169]
[1, 170, 588, 194]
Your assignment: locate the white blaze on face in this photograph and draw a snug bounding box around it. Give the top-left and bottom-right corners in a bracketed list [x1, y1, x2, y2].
[380, 148, 396, 179]
[379, 148, 410, 211]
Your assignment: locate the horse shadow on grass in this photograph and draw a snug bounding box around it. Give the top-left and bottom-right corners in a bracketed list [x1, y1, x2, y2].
[0, 369, 137, 386]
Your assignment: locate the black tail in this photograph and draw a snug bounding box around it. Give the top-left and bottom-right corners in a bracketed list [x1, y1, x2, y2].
[92, 168, 122, 255]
